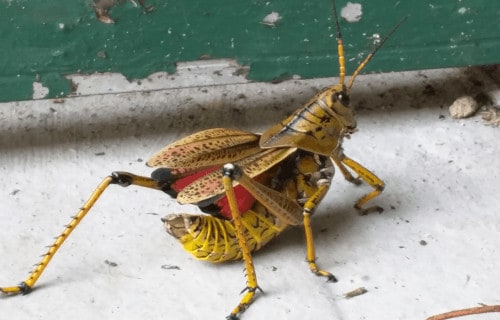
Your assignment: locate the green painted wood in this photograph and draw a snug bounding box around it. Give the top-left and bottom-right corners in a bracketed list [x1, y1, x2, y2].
[0, 0, 498, 102]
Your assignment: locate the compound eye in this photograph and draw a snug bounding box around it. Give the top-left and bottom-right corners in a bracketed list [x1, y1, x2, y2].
[335, 92, 350, 106]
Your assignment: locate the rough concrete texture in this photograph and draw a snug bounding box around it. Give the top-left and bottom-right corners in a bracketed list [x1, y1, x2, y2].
[1, 66, 499, 319]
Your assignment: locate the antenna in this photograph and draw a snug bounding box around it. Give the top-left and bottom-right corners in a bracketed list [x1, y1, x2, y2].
[330, 0, 346, 86]
[347, 16, 407, 90]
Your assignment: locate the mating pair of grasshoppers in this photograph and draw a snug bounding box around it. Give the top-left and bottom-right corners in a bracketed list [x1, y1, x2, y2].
[1, 1, 403, 319]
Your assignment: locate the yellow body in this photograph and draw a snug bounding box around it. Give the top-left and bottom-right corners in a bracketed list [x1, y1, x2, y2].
[161, 150, 334, 263]
[165, 202, 285, 262]
[1, 1, 399, 318]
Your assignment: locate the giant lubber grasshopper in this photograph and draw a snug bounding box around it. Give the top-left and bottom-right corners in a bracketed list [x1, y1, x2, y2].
[1, 1, 403, 319]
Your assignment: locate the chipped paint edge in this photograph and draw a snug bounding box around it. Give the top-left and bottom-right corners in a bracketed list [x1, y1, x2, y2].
[32, 59, 252, 99]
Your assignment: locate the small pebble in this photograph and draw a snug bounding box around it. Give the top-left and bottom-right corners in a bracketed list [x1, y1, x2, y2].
[449, 96, 479, 119]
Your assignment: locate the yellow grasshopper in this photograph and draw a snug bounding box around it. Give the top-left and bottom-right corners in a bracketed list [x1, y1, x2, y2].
[1, 1, 403, 319]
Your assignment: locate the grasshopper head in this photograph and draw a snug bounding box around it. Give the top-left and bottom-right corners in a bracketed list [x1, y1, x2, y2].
[322, 83, 356, 136]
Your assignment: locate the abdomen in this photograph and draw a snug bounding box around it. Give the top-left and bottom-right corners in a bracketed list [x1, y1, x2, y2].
[163, 201, 287, 262]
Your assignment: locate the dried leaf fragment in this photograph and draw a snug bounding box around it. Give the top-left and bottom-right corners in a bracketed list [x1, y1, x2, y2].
[343, 287, 368, 299]
[481, 106, 500, 127]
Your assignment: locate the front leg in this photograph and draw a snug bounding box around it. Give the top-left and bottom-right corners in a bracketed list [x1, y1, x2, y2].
[331, 151, 385, 215]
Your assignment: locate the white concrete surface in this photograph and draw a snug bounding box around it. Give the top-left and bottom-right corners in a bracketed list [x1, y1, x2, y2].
[1, 66, 499, 320]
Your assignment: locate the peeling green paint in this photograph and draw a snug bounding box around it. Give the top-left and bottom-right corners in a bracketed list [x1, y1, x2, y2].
[0, 0, 499, 102]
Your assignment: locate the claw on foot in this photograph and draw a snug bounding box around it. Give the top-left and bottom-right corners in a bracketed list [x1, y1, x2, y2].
[357, 205, 384, 215]
[326, 273, 338, 282]
[227, 286, 261, 320]
[313, 269, 338, 282]
[0, 282, 32, 295]
[308, 260, 338, 282]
